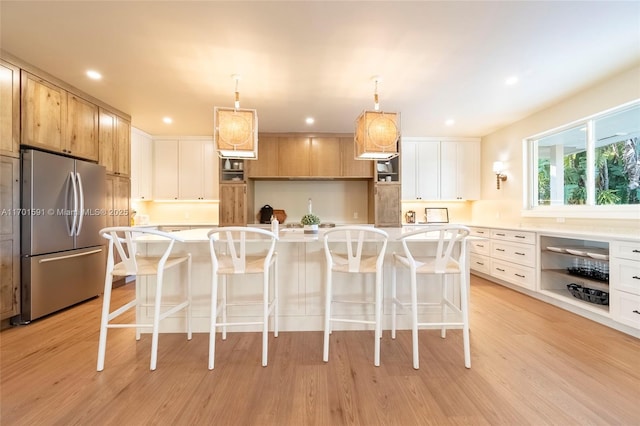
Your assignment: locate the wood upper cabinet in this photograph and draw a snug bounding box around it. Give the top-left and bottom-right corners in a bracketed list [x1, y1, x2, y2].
[278, 137, 310, 177]
[22, 71, 66, 153]
[99, 109, 131, 176]
[22, 71, 99, 161]
[246, 135, 279, 177]
[0, 60, 20, 158]
[341, 137, 374, 178]
[66, 93, 99, 161]
[310, 137, 341, 177]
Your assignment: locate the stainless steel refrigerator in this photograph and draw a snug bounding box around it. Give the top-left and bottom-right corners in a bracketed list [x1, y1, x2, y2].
[19, 149, 107, 322]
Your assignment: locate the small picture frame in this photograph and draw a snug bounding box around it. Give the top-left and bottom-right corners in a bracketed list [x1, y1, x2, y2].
[425, 207, 449, 224]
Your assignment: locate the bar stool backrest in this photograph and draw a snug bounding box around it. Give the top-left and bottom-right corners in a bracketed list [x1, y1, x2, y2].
[323, 226, 389, 273]
[398, 225, 470, 273]
[100, 226, 184, 275]
[207, 227, 278, 274]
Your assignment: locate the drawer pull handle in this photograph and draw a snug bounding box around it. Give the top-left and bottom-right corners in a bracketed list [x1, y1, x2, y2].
[475, 261, 485, 266]
[496, 267, 505, 272]
[496, 233, 506, 236]
[515, 273, 525, 278]
[633, 310, 640, 315]
[633, 249, 640, 253]
[477, 231, 485, 234]
[477, 244, 484, 248]
[633, 276, 640, 280]
[515, 252, 525, 256]
[496, 248, 505, 252]
[515, 235, 525, 239]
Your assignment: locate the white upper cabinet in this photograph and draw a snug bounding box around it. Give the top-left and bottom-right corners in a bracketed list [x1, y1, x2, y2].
[131, 128, 153, 200]
[178, 139, 216, 200]
[401, 138, 480, 201]
[440, 140, 480, 200]
[153, 138, 216, 200]
[401, 139, 439, 200]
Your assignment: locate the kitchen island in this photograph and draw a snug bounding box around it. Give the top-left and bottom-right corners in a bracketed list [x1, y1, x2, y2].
[133, 226, 478, 333]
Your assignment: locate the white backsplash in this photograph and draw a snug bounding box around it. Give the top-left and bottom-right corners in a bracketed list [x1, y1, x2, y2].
[254, 180, 369, 224]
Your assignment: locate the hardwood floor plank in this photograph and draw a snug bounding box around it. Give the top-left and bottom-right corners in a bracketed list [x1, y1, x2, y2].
[1, 277, 639, 425]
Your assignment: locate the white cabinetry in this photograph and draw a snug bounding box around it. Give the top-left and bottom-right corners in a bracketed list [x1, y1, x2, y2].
[440, 140, 480, 200]
[153, 138, 217, 200]
[131, 128, 153, 200]
[401, 139, 438, 200]
[610, 241, 640, 329]
[470, 227, 536, 290]
[401, 138, 479, 200]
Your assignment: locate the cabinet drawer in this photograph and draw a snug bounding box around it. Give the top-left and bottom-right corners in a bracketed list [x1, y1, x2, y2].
[470, 253, 491, 275]
[611, 258, 640, 296]
[610, 241, 640, 262]
[491, 229, 536, 245]
[611, 290, 640, 329]
[491, 259, 536, 290]
[491, 240, 536, 267]
[470, 239, 491, 255]
[469, 227, 490, 238]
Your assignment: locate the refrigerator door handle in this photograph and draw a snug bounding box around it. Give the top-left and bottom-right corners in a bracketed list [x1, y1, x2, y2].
[38, 248, 104, 263]
[76, 172, 85, 236]
[69, 171, 79, 236]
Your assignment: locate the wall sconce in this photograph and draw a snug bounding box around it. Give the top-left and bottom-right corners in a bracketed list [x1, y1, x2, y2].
[493, 161, 507, 189]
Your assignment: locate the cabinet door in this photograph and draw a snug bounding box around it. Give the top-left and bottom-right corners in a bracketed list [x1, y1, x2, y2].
[310, 137, 341, 177]
[21, 72, 66, 153]
[0, 156, 20, 319]
[131, 130, 153, 200]
[416, 142, 439, 199]
[0, 60, 20, 158]
[115, 116, 131, 177]
[67, 94, 99, 161]
[105, 175, 131, 228]
[179, 139, 215, 200]
[441, 140, 480, 200]
[98, 109, 116, 173]
[246, 136, 279, 177]
[341, 137, 373, 178]
[375, 183, 401, 227]
[219, 183, 247, 226]
[401, 140, 418, 199]
[278, 137, 309, 177]
[153, 139, 179, 199]
[456, 140, 480, 200]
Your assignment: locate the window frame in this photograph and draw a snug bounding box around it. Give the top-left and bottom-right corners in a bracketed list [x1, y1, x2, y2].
[522, 99, 640, 220]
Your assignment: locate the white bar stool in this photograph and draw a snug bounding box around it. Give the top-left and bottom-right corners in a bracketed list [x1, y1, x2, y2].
[207, 227, 278, 370]
[97, 227, 192, 371]
[322, 226, 389, 366]
[391, 225, 471, 369]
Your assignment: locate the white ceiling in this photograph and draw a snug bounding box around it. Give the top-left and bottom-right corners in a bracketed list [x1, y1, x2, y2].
[1, 1, 639, 138]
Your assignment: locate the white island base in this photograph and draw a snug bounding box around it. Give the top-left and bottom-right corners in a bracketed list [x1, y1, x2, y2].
[134, 227, 470, 333]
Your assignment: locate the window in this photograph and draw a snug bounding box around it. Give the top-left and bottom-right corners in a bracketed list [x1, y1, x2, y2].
[526, 101, 640, 216]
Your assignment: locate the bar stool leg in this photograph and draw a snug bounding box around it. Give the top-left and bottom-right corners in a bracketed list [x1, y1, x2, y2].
[322, 264, 332, 362]
[391, 262, 397, 340]
[187, 255, 193, 340]
[410, 270, 420, 370]
[209, 273, 218, 370]
[96, 271, 113, 372]
[150, 271, 164, 371]
[274, 257, 279, 338]
[262, 270, 269, 367]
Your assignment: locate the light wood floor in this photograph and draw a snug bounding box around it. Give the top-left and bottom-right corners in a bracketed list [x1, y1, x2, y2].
[1, 276, 639, 425]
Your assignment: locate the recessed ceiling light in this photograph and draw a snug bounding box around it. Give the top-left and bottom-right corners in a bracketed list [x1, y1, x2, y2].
[305, 117, 315, 125]
[163, 117, 173, 124]
[505, 76, 519, 86]
[86, 70, 102, 80]
[445, 119, 455, 126]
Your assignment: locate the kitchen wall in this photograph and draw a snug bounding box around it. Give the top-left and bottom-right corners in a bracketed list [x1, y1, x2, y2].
[133, 201, 218, 225]
[475, 63, 640, 229]
[254, 180, 369, 224]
